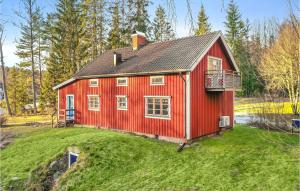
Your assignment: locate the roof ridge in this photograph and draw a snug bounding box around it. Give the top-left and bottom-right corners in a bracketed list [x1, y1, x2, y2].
[105, 31, 221, 52]
[148, 31, 221, 45]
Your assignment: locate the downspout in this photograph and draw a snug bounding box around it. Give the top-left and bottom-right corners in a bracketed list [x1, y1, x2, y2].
[179, 72, 187, 141]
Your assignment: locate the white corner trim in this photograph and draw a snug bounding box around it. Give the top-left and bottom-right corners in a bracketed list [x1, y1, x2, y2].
[186, 72, 191, 140]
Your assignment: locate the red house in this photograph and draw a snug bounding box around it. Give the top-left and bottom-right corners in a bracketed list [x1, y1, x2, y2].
[54, 31, 241, 143]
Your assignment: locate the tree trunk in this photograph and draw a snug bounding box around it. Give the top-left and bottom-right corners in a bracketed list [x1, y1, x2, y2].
[29, 0, 37, 114]
[38, 34, 42, 88]
[0, 29, 12, 116]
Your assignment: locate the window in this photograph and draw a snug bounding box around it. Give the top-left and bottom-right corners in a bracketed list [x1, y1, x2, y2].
[116, 77, 128, 86]
[116, 95, 128, 110]
[150, 76, 164, 85]
[145, 96, 170, 119]
[89, 79, 99, 87]
[208, 56, 222, 71]
[88, 95, 100, 111]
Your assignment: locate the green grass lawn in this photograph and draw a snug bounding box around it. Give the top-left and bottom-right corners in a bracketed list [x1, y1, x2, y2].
[234, 98, 299, 114]
[0, 125, 299, 191]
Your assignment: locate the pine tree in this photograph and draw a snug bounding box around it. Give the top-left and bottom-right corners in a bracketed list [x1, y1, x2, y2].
[195, 4, 211, 36]
[7, 66, 30, 114]
[15, 0, 39, 114]
[40, 0, 89, 109]
[33, 7, 46, 88]
[107, 1, 124, 49]
[152, 5, 174, 42]
[224, 0, 245, 56]
[82, 0, 107, 60]
[120, 0, 131, 46]
[127, 0, 150, 35]
[224, 0, 262, 96]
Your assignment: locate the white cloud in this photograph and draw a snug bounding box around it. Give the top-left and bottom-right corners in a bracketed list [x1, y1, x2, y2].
[2, 42, 20, 67]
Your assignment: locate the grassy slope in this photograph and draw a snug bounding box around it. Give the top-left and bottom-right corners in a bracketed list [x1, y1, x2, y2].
[0, 125, 299, 191]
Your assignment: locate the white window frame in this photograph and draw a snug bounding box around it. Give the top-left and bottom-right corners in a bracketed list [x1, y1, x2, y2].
[87, 95, 100, 111]
[150, 76, 165, 86]
[116, 77, 128, 86]
[89, 79, 99, 87]
[144, 96, 171, 120]
[116, 95, 128, 110]
[207, 56, 222, 71]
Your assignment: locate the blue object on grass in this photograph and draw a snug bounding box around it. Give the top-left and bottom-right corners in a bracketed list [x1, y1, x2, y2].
[292, 119, 300, 128]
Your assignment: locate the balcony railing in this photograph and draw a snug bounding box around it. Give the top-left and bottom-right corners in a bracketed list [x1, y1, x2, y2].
[205, 70, 241, 91]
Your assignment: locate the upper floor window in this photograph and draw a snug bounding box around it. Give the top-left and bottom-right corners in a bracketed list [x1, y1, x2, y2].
[145, 96, 170, 119]
[89, 79, 99, 87]
[116, 77, 128, 86]
[208, 56, 222, 71]
[150, 76, 164, 85]
[116, 95, 128, 110]
[88, 95, 100, 111]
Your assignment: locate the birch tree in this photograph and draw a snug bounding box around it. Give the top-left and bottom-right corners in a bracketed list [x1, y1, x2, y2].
[0, 25, 12, 116]
[259, 22, 300, 114]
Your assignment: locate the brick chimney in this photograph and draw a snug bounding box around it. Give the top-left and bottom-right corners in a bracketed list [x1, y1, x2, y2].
[131, 31, 147, 50]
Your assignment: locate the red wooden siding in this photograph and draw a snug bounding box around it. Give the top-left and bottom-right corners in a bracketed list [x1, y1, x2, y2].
[190, 39, 235, 139]
[59, 74, 186, 139]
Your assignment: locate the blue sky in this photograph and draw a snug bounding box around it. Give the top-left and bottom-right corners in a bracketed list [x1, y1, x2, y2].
[1, 0, 289, 67]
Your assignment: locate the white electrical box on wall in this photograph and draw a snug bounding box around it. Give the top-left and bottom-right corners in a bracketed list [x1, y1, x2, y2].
[219, 116, 230, 127]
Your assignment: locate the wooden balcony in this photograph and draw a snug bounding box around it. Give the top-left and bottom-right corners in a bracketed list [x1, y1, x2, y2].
[205, 70, 241, 91]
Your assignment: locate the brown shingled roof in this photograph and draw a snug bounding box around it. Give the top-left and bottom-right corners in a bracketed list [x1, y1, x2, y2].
[54, 31, 239, 90]
[74, 31, 221, 78]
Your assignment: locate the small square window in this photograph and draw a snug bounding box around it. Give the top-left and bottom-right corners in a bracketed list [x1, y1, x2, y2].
[88, 95, 100, 111]
[150, 76, 164, 85]
[116, 77, 128, 86]
[89, 79, 99, 87]
[208, 56, 222, 71]
[116, 95, 128, 110]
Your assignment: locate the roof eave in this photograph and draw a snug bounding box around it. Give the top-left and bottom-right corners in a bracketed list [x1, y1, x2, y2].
[53, 70, 189, 90]
[53, 78, 76, 90]
[76, 69, 189, 79]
